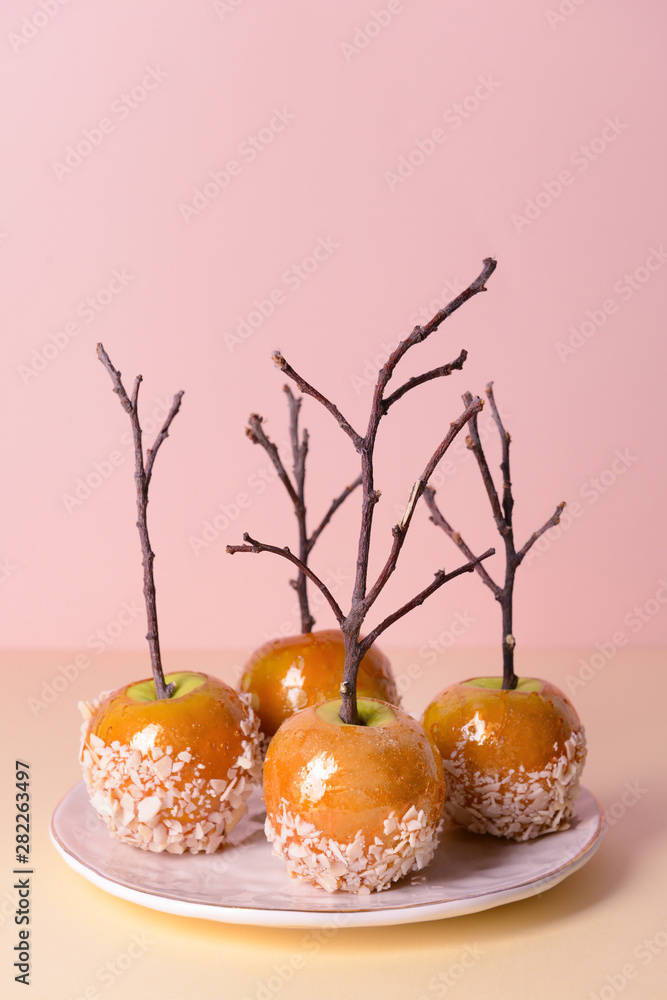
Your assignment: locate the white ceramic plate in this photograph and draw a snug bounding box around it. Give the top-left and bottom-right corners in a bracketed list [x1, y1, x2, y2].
[50, 782, 604, 928]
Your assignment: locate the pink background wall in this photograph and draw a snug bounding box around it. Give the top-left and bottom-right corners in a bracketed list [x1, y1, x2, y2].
[2, 0, 665, 664]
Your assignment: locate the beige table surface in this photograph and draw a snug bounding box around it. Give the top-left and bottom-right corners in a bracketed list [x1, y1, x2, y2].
[2, 647, 665, 1000]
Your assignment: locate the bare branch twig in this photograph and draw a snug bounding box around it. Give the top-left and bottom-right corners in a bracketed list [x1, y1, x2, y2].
[427, 382, 566, 691]
[363, 395, 484, 614]
[307, 474, 363, 554]
[226, 533, 345, 625]
[381, 349, 468, 413]
[359, 548, 495, 655]
[515, 502, 566, 565]
[271, 351, 363, 451]
[96, 343, 182, 700]
[145, 392, 184, 488]
[424, 486, 501, 596]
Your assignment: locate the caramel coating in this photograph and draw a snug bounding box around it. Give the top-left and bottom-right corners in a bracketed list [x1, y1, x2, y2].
[80, 672, 261, 850]
[422, 677, 586, 839]
[263, 700, 444, 844]
[239, 630, 399, 737]
[423, 678, 581, 774]
[86, 673, 251, 786]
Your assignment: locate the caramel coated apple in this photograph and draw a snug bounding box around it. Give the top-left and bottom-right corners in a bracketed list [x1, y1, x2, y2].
[422, 677, 586, 841]
[239, 629, 400, 738]
[263, 697, 445, 892]
[79, 671, 262, 853]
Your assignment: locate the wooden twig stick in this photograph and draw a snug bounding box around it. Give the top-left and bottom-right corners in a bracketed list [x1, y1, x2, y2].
[230, 257, 498, 724]
[359, 548, 495, 655]
[226, 533, 345, 626]
[363, 395, 485, 614]
[244, 388, 362, 633]
[96, 343, 183, 700]
[427, 383, 566, 690]
[307, 474, 363, 554]
[424, 486, 501, 596]
[271, 352, 363, 450]
[381, 349, 468, 413]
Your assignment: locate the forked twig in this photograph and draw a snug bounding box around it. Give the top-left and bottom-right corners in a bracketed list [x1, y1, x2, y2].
[426, 382, 566, 689]
[229, 258, 498, 723]
[96, 343, 183, 700]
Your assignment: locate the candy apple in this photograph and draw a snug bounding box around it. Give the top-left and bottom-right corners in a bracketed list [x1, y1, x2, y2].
[78, 346, 262, 853]
[239, 629, 399, 738]
[229, 258, 498, 890]
[263, 698, 445, 892]
[423, 384, 587, 840]
[79, 672, 261, 853]
[422, 677, 585, 841]
[229, 396, 399, 741]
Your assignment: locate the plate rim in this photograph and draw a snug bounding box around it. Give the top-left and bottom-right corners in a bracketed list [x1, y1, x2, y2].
[49, 782, 605, 928]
